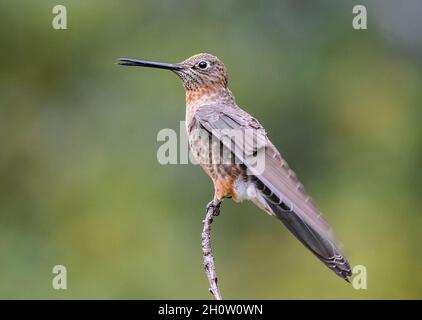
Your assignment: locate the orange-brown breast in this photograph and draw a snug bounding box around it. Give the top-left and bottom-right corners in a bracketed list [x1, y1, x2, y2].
[186, 87, 243, 201]
[199, 162, 243, 201]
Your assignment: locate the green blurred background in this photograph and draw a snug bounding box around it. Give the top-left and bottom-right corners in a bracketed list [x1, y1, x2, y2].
[1, 0, 421, 299]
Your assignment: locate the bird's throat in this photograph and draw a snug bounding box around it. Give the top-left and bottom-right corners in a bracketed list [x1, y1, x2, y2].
[186, 87, 234, 109]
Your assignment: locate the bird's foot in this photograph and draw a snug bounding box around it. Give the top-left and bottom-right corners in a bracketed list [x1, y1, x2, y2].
[206, 200, 221, 216]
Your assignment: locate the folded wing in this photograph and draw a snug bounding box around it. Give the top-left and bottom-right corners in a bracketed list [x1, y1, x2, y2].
[194, 104, 352, 280]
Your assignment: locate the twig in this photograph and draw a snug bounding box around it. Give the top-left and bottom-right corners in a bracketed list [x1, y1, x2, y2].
[201, 204, 222, 300]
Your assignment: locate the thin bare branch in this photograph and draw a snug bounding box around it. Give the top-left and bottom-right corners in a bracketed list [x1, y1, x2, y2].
[201, 204, 222, 300]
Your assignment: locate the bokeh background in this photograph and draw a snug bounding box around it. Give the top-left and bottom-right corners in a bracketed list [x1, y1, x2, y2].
[1, 0, 421, 299]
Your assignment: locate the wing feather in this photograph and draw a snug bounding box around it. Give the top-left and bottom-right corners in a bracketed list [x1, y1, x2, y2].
[194, 104, 352, 279]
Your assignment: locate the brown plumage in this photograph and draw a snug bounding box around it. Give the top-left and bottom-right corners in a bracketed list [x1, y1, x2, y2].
[118, 53, 352, 281]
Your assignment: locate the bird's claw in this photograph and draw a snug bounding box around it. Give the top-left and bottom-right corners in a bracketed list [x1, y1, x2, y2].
[206, 200, 221, 216]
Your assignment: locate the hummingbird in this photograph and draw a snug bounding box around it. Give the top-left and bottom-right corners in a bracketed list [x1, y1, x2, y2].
[118, 53, 352, 281]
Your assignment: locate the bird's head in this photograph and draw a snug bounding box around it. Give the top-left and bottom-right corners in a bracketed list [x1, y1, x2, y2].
[118, 53, 228, 91]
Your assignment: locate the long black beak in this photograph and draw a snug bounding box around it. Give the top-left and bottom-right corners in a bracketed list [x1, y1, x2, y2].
[117, 58, 182, 71]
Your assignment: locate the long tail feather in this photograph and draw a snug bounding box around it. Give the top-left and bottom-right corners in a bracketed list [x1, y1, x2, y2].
[266, 198, 352, 280]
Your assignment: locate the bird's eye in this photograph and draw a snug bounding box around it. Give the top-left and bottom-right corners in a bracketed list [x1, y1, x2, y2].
[198, 61, 208, 69]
